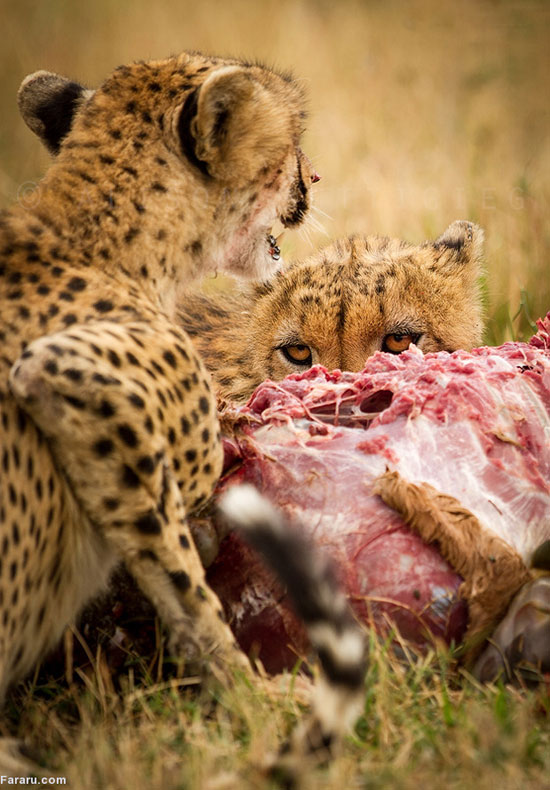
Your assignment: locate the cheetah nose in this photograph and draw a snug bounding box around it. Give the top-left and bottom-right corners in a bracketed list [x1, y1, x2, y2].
[311, 172, 321, 184]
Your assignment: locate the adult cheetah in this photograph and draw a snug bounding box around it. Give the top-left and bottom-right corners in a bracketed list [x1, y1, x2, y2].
[0, 51, 319, 770]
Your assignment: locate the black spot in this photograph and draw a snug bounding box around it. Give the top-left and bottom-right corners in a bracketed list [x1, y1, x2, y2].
[151, 181, 167, 193]
[98, 399, 116, 418]
[67, 276, 87, 292]
[198, 396, 210, 415]
[103, 497, 119, 511]
[167, 427, 176, 445]
[63, 394, 85, 409]
[122, 465, 140, 488]
[185, 449, 197, 463]
[136, 455, 155, 474]
[176, 343, 193, 360]
[7, 272, 21, 286]
[135, 510, 161, 534]
[180, 416, 190, 435]
[63, 367, 82, 382]
[93, 438, 114, 457]
[163, 350, 177, 369]
[108, 349, 121, 367]
[169, 570, 191, 592]
[73, 169, 96, 184]
[62, 313, 78, 326]
[201, 428, 210, 444]
[117, 423, 139, 447]
[179, 534, 190, 549]
[94, 299, 114, 314]
[144, 415, 154, 434]
[44, 359, 58, 376]
[124, 227, 140, 244]
[128, 392, 145, 408]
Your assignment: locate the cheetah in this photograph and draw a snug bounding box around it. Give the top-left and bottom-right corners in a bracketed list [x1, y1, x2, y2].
[0, 51, 321, 770]
[179, 222, 484, 401]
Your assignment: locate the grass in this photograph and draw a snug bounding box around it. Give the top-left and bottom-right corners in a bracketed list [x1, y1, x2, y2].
[1, 0, 549, 786]
[5, 633, 550, 789]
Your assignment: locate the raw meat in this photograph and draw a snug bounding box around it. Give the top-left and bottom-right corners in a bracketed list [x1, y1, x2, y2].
[207, 314, 550, 674]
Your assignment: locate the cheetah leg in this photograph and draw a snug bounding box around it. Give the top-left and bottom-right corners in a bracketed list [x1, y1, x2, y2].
[9, 321, 251, 680]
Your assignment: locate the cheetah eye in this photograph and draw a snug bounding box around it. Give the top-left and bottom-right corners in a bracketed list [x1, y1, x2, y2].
[280, 344, 312, 366]
[382, 333, 420, 354]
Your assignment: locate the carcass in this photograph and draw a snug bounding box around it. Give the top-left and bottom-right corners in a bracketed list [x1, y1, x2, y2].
[207, 314, 550, 678]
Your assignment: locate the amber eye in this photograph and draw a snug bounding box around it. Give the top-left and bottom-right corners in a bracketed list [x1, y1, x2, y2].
[281, 344, 312, 366]
[383, 333, 419, 354]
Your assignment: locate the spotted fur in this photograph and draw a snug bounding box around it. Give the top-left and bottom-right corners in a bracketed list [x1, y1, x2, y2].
[181, 222, 484, 401]
[0, 51, 316, 771]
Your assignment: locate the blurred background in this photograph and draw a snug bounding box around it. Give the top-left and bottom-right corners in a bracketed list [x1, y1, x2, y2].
[0, 0, 548, 343]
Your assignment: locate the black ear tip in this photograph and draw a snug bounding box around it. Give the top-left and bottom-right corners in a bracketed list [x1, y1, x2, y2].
[18, 71, 86, 155]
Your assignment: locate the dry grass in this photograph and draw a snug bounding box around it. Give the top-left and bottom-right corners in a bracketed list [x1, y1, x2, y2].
[1, 0, 549, 339]
[5, 635, 550, 789]
[1, 0, 550, 786]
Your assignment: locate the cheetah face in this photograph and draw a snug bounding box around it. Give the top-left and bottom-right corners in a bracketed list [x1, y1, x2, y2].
[18, 54, 317, 287]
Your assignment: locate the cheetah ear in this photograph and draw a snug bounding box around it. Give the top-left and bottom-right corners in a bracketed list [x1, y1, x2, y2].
[17, 71, 93, 155]
[178, 66, 295, 185]
[432, 220, 484, 268]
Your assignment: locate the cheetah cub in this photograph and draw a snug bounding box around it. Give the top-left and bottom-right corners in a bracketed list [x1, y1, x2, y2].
[0, 51, 317, 769]
[181, 223, 484, 401]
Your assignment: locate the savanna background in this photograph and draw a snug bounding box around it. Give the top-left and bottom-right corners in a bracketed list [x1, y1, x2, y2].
[0, 0, 549, 788]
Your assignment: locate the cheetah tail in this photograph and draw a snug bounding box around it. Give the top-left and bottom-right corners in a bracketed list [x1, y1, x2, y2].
[218, 484, 367, 772]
